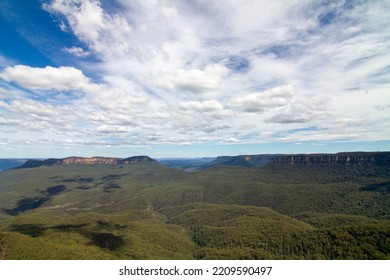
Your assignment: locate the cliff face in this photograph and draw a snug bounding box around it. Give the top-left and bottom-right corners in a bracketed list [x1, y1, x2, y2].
[61, 157, 119, 165]
[17, 156, 155, 169]
[210, 152, 390, 167]
[275, 152, 390, 166]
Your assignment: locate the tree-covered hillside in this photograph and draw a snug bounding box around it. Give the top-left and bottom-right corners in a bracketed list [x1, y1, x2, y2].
[0, 155, 389, 259]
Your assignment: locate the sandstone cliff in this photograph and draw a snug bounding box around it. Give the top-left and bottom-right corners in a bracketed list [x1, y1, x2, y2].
[17, 156, 155, 169]
[209, 152, 390, 167]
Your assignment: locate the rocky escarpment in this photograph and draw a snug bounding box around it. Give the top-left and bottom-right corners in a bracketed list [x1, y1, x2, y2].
[209, 152, 390, 167]
[16, 156, 155, 169]
[275, 152, 390, 166]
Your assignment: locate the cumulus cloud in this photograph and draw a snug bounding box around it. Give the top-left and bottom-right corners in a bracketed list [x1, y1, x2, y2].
[85, 87, 150, 114]
[266, 96, 329, 124]
[156, 64, 228, 93]
[231, 85, 295, 113]
[0, 98, 77, 132]
[0, 64, 149, 116]
[0, 63, 154, 141]
[179, 100, 224, 112]
[7, 99, 64, 119]
[0, 65, 95, 92]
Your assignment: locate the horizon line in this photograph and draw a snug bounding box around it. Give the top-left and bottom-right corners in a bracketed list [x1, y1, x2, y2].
[2, 150, 390, 160]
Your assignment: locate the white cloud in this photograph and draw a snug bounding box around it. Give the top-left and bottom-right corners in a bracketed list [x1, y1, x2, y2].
[156, 64, 229, 93]
[179, 100, 226, 115]
[0, 116, 23, 126]
[0, 65, 95, 92]
[224, 137, 240, 143]
[63, 46, 90, 57]
[95, 124, 134, 134]
[231, 85, 295, 113]
[7, 99, 72, 121]
[0, 98, 77, 133]
[44, 0, 132, 57]
[161, 6, 179, 19]
[266, 95, 328, 124]
[153, 99, 234, 137]
[84, 87, 150, 113]
[0, 65, 150, 119]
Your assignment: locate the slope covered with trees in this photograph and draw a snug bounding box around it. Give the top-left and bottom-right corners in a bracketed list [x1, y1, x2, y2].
[0, 153, 389, 259]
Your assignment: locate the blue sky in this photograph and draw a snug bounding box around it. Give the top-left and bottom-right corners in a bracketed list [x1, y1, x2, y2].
[0, 0, 389, 158]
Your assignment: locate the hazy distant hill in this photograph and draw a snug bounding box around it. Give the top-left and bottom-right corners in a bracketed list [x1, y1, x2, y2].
[0, 159, 26, 172]
[0, 153, 389, 260]
[158, 157, 216, 171]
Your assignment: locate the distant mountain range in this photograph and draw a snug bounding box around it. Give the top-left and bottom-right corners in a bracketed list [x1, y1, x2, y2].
[2, 152, 389, 172]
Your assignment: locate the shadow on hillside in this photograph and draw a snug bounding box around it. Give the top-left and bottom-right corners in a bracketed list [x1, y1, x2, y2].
[8, 224, 126, 252]
[361, 181, 390, 194]
[40, 185, 66, 196]
[102, 182, 121, 192]
[50, 223, 89, 230]
[76, 185, 93, 190]
[7, 222, 126, 252]
[100, 174, 126, 180]
[96, 220, 127, 230]
[90, 232, 125, 251]
[8, 223, 89, 237]
[8, 224, 46, 237]
[62, 177, 94, 183]
[3, 185, 67, 216]
[4, 197, 50, 216]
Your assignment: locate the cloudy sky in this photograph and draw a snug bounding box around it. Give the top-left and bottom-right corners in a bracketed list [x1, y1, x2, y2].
[0, 0, 389, 158]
